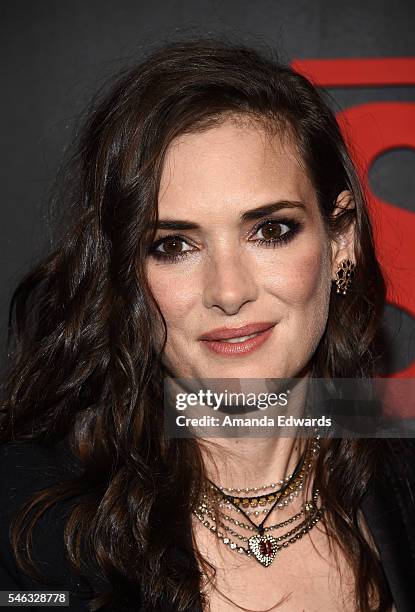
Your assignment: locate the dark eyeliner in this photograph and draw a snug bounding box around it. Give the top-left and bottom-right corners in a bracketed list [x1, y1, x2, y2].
[148, 234, 194, 262]
[249, 216, 303, 248]
[148, 217, 303, 263]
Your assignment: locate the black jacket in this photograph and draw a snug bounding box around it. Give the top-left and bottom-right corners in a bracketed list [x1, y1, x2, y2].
[0, 438, 414, 611]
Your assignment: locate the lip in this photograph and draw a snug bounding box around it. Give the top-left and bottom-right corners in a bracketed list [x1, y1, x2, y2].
[198, 321, 276, 341]
[198, 322, 276, 357]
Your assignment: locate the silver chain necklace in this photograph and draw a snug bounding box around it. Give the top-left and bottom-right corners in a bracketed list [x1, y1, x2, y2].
[199, 491, 316, 533]
[193, 489, 324, 567]
[193, 437, 321, 567]
[215, 472, 295, 494]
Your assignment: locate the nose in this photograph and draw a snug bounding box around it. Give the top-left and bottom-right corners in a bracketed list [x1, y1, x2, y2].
[202, 247, 259, 315]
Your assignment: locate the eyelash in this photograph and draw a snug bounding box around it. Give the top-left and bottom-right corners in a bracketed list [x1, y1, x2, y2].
[148, 217, 303, 263]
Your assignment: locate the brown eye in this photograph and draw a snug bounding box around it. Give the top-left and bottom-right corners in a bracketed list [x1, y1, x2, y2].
[256, 220, 289, 241]
[160, 237, 185, 255]
[151, 235, 194, 259]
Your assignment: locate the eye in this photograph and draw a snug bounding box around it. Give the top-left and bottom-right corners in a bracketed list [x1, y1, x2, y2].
[253, 219, 291, 241]
[148, 217, 302, 263]
[149, 235, 196, 261]
[249, 217, 301, 247]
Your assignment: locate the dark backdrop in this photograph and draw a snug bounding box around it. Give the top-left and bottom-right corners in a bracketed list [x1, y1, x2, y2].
[1, 0, 415, 376]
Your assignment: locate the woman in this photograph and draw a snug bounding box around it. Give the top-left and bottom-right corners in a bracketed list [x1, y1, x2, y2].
[0, 39, 414, 612]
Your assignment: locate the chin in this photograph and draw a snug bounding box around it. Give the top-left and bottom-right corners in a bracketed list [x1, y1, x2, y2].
[195, 364, 281, 380]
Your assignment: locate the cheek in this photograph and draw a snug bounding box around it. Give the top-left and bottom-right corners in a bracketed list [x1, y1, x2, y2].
[146, 265, 198, 324]
[262, 241, 331, 371]
[263, 240, 331, 311]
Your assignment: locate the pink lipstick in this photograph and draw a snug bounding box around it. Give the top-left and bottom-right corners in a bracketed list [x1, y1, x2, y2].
[198, 322, 276, 356]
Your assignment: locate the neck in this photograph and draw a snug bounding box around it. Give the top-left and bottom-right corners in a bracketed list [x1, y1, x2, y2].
[195, 374, 313, 492]
[198, 435, 307, 492]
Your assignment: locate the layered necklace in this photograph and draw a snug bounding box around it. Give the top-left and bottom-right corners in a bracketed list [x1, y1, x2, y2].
[193, 438, 324, 567]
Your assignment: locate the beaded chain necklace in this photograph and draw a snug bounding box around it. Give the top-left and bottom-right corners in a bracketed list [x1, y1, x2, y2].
[193, 437, 323, 567]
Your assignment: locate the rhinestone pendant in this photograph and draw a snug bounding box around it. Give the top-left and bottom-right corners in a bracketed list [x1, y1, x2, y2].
[248, 534, 278, 567]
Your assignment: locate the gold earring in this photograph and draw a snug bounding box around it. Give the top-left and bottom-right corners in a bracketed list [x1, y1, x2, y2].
[334, 258, 355, 295]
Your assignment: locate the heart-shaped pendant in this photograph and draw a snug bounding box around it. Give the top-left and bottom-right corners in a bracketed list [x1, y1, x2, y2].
[248, 534, 278, 567]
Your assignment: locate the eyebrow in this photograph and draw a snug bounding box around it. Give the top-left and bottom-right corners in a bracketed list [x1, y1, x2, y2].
[155, 200, 306, 230]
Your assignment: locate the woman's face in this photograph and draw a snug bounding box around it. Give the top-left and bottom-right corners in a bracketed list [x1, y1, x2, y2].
[146, 117, 350, 379]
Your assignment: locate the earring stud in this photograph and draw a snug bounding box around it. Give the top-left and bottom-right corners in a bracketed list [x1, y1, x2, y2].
[334, 258, 355, 295]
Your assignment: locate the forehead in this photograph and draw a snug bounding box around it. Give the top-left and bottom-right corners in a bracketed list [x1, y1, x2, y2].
[158, 117, 317, 219]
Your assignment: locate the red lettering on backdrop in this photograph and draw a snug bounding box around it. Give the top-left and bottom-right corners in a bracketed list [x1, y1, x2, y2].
[292, 58, 415, 382]
[291, 57, 415, 87]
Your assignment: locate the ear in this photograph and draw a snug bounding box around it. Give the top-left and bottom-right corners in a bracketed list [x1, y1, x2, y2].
[330, 190, 356, 278]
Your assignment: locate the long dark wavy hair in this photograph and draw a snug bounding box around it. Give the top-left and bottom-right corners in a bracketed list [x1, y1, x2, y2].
[0, 38, 408, 611]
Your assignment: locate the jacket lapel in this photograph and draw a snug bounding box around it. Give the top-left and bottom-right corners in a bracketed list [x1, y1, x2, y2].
[360, 453, 415, 612]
